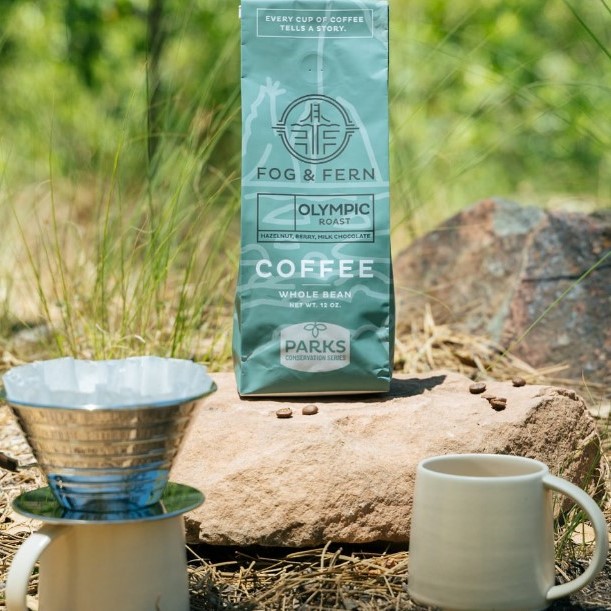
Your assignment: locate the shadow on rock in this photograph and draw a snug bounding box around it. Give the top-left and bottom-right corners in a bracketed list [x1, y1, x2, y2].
[389, 374, 447, 398]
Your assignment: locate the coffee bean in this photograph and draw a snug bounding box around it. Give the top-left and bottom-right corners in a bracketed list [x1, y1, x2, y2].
[469, 382, 487, 394]
[483, 394, 506, 402]
[275, 407, 293, 419]
[489, 398, 507, 411]
[302, 404, 318, 416]
[512, 377, 526, 387]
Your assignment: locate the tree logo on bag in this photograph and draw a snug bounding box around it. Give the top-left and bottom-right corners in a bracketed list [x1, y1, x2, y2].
[274, 95, 358, 164]
[280, 322, 350, 372]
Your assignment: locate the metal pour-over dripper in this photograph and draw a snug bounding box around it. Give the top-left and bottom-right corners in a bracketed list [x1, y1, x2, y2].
[2, 356, 216, 513]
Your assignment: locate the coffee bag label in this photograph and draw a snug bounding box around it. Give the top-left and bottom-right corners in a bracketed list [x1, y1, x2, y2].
[234, 0, 393, 395]
[280, 322, 350, 372]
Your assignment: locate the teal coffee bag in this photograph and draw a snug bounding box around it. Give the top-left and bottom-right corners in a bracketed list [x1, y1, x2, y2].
[234, 0, 393, 395]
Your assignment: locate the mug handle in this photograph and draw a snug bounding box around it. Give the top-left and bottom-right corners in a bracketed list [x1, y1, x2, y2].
[6, 524, 67, 611]
[544, 474, 609, 601]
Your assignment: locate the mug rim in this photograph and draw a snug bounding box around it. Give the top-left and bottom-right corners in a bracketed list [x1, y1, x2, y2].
[418, 453, 549, 480]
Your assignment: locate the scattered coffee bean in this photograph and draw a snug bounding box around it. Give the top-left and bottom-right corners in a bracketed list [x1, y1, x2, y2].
[483, 394, 505, 403]
[512, 377, 526, 387]
[302, 404, 319, 416]
[469, 382, 487, 394]
[275, 407, 293, 419]
[488, 397, 507, 411]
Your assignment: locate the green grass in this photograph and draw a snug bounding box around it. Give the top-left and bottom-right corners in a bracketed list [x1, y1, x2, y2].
[0, 0, 609, 366]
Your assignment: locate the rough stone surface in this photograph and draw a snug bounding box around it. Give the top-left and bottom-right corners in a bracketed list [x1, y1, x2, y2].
[172, 372, 601, 547]
[394, 198, 610, 386]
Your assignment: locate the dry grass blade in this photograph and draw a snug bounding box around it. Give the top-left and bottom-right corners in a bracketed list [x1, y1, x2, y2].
[187, 545, 413, 610]
[394, 306, 556, 383]
[393, 306, 609, 402]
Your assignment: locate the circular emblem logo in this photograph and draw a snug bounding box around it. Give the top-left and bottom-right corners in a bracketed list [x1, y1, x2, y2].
[274, 94, 357, 164]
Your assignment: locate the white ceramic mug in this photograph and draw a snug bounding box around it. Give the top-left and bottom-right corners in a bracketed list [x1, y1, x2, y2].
[6, 515, 190, 611]
[408, 454, 609, 611]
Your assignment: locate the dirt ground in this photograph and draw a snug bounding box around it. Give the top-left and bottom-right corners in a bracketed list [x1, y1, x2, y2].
[1, 322, 609, 610]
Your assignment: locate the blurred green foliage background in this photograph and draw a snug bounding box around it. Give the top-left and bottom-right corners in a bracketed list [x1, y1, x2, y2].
[1, 0, 609, 230]
[0, 0, 240, 187]
[0, 0, 609, 362]
[392, 0, 610, 229]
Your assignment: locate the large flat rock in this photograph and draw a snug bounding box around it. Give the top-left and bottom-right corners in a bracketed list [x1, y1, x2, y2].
[172, 372, 601, 547]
